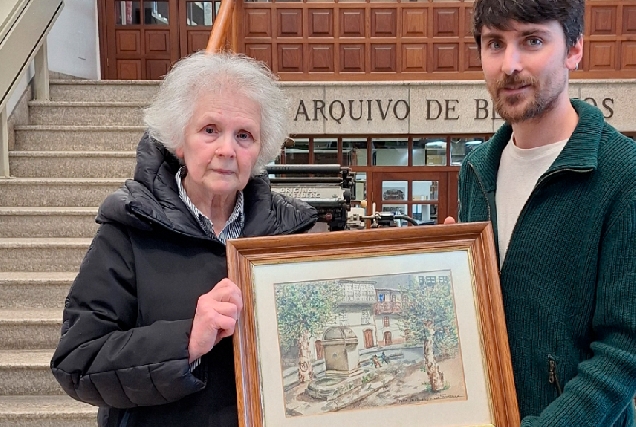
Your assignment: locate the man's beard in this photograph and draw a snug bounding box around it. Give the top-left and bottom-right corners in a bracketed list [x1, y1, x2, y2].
[488, 74, 563, 123]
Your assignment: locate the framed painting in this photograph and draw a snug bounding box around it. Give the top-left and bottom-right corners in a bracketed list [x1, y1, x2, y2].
[226, 222, 519, 427]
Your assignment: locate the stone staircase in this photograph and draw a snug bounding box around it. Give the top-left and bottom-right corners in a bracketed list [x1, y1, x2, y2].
[0, 80, 157, 426]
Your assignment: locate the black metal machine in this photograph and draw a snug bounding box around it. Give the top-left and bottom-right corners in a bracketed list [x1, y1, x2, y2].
[266, 164, 355, 231]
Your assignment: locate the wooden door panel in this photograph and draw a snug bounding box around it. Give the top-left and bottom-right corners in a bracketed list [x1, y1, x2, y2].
[371, 44, 396, 72]
[402, 9, 427, 37]
[402, 44, 426, 72]
[371, 9, 396, 37]
[590, 6, 617, 35]
[245, 9, 272, 37]
[187, 31, 211, 53]
[340, 9, 365, 37]
[117, 59, 142, 79]
[278, 9, 303, 37]
[432, 43, 459, 72]
[309, 45, 335, 72]
[278, 44, 303, 71]
[116, 30, 142, 54]
[623, 6, 636, 34]
[145, 30, 171, 54]
[433, 8, 459, 37]
[146, 59, 171, 79]
[245, 44, 273, 69]
[309, 9, 333, 37]
[340, 44, 364, 72]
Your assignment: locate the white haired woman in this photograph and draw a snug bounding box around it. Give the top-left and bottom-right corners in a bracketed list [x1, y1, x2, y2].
[50, 52, 317, 427]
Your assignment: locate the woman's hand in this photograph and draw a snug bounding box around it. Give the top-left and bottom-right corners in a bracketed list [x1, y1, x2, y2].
[188, 278, 243, 363]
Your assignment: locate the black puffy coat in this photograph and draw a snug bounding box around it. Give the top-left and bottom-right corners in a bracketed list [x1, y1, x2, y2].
[50, 135, 317, 426]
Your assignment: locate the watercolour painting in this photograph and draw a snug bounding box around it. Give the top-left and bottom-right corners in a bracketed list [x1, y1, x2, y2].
[275, 271, 467, 417]
[227, 222, 519, 427]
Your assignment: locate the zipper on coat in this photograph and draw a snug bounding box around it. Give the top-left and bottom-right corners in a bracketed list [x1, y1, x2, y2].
[467, 161, 492, 221]
[548, 355, 563, 396]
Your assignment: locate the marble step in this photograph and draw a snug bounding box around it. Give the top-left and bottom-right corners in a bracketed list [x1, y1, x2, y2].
[28, 102, 147, 126]
[13, 126, 143, 152]
[0, 238, 90, 273]
[0, 178, 123, 207]
[9, 151, 135, 178]
[0, 350, 63, 395]
[0, 395, 97, 427]
[0, 309, 62, 350]
[50, 79, 159, 103]
[0, 208, 98, 238]
[0, 273, 74, 310]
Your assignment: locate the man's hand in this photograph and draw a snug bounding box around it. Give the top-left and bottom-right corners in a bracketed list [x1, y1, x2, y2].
[188, 278, 243, 363]
[444, 216, 456, 224]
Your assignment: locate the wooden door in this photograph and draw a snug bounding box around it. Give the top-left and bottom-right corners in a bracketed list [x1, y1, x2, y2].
[178, 0, 220, 57]
[371, 171, 449, 226]
[363, 329, 374, 349]
[103, 0, 180, 79]
[383, 331, 392, 346]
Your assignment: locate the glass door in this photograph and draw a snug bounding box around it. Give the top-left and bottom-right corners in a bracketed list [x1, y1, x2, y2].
[371, 172, 448, 226]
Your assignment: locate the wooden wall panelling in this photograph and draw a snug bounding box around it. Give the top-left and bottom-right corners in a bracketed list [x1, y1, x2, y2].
[309, 9, 333, 37]
[621, 41, 636, 69]
[339, 8, 365, 38]
[371, 44, 396, 72]
[431, 43, 459, 72]
[245, 9, 272, 37]
[340, 43, 365, 72]
[402, 43, 427, 72]
[278, 43, 304, 72]
[310, 44, 335, 72]
[433, 7, 459, 37]
[402, 8, 427, 38]
[371, 9, 396, 37]
[623, 5, 636, 34]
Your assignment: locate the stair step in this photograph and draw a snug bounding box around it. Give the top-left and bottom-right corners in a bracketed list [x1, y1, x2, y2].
[0, 208, 98, 238]
[0, 273, 74, 309]
[9, 151, 136, 178]
[0, 309, 61, 350]
[51, 79, 159, 102]
[29, 102, 147, 126]
[0, 350, 62, 395]
[14, 126, 144, 151]
[0, 178, 123, 207]
[0, 238, 90, 272]
[0, 395, 97, 427]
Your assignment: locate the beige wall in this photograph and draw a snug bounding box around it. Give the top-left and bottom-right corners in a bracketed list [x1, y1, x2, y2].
[283, 80, 633, 135]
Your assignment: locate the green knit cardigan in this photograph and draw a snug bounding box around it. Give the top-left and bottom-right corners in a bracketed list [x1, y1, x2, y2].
[458, 99, 636, 427]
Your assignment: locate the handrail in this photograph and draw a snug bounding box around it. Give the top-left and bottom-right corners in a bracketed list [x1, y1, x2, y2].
[206, 0, 235, 53]
[0, 0, 63, 177]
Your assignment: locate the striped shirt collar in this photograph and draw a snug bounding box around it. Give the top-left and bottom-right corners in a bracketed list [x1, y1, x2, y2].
[175, 166, 245, 244]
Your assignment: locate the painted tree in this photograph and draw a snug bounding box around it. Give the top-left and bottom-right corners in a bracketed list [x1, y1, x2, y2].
[400, 273, 459, 392]
[275, 280, 343, 382]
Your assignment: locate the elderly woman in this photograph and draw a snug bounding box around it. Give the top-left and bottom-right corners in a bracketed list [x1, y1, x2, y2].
[50, 52, 317, 427]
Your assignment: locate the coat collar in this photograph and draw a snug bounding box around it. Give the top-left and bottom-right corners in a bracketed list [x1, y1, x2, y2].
[466, 99, 603, 192]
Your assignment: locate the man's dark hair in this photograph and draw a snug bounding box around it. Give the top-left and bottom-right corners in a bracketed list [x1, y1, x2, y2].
[473, 0, 585, 51]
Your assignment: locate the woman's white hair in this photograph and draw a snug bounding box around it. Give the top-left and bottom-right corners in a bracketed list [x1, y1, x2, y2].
[144, 51, 288, 175]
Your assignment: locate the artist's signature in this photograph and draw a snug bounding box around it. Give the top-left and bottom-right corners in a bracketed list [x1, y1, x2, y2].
[397, 394, 463, 404]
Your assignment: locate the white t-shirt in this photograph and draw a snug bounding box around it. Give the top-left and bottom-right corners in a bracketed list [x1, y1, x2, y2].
[496, 136, 567, 265]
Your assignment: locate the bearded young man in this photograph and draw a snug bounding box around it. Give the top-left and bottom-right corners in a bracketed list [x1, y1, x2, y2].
[454, 0, 636, 426]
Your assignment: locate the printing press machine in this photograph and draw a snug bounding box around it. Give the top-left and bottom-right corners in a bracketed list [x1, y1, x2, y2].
[267, 164, 425, 231]
[266, 164, 354, 231]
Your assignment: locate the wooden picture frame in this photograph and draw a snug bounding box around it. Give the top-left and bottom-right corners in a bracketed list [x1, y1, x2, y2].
[227, 222, 519, 427]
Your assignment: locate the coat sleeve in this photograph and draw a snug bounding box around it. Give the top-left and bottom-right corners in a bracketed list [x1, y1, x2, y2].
[50, 223, 206, 408]
[521, 197, 636, 427]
